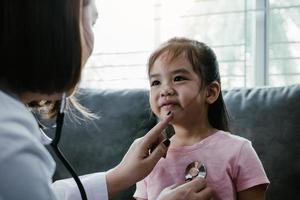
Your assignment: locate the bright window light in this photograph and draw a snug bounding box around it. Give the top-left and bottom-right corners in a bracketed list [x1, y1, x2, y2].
[80, 0, 300, 89]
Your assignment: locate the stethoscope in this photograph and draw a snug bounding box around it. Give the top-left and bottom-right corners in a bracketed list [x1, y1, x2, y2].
[185, 161, 207, 181]
[34, 93, 87, 200]
[163, 125, 208, 182]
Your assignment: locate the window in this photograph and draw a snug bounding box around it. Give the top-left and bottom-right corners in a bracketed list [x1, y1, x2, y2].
[81, 0, 300, 89]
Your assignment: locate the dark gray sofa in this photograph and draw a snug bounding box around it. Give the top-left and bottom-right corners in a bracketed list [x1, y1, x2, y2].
[50, 84, 300, 200]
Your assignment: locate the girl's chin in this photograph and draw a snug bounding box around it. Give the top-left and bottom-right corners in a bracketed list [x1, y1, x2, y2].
[159, 110, 178, 122]
[160, 110, 172, 118]
[161, 108, 177, 115]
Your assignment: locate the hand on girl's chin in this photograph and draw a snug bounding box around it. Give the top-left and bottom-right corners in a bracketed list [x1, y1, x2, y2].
[160, 110, 174, 120]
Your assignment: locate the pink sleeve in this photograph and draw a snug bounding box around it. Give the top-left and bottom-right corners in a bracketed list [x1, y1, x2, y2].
[133, 179, 148, 199]
[233, 141, 270, 192]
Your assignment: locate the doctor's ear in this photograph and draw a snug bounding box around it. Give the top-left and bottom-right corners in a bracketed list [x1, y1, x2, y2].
[205, 81, 221, 104]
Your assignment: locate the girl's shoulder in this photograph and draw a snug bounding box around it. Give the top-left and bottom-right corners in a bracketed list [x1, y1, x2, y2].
[214, 130, 251, 143]
[210, 130, 252, 150]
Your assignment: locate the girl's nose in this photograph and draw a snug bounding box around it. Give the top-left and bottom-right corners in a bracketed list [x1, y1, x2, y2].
[160, 86, 175, 97]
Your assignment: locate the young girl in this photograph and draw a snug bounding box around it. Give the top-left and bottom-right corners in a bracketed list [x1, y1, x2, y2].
[134, 37, 269, 200]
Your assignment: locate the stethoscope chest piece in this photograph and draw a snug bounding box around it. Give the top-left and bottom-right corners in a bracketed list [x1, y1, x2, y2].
[185, 161, 207, 182]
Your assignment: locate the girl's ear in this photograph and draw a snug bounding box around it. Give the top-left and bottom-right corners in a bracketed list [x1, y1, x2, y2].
[205, 81, 221, 104]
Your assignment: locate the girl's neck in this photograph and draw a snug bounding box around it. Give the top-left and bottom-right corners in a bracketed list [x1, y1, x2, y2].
[170, 123, 217, 147]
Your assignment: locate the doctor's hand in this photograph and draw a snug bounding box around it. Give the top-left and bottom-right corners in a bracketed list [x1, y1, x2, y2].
[106, 112, 173, 198]
[157, 178, 213, 200]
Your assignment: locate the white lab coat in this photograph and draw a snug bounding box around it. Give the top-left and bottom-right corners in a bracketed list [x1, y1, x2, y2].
[0, 90, 108, 200]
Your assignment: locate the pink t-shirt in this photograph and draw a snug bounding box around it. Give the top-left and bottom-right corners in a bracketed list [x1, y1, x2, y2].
[134, 131, 269, 200]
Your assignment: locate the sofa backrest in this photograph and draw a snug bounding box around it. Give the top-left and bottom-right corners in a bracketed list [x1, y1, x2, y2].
[50, 84, 300, 200]
[223, 84, 300, 199]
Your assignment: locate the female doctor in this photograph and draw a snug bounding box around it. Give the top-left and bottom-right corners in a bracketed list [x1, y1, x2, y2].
[0, 0, 213, 199]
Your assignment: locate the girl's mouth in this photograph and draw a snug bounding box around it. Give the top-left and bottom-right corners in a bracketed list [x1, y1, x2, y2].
[161, 104, 176, 110]
[160, 102, 180, 113]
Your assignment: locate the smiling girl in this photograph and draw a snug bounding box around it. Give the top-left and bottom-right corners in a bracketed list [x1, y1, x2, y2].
[134, 37, 269, 200]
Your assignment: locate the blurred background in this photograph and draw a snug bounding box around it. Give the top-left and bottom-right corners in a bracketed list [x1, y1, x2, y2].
[81, 0, 300, 90]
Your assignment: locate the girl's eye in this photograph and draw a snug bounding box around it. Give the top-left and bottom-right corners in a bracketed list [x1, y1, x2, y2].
[151, 80, 160, 86]
[174, 76, 186, 82]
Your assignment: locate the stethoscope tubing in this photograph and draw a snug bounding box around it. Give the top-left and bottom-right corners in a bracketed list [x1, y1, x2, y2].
[50, 94, 88, 200]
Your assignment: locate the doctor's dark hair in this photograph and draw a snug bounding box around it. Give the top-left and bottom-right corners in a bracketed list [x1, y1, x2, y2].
[148, 37, 229, 131]
[0, 0, 82, 95]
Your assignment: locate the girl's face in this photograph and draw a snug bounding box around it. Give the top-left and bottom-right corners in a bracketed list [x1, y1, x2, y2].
[149, 52, 208, 124]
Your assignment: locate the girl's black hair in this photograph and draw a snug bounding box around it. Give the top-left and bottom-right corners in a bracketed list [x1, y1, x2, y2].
[148, 37, 229, 131]
[0, 0, 82, 95]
